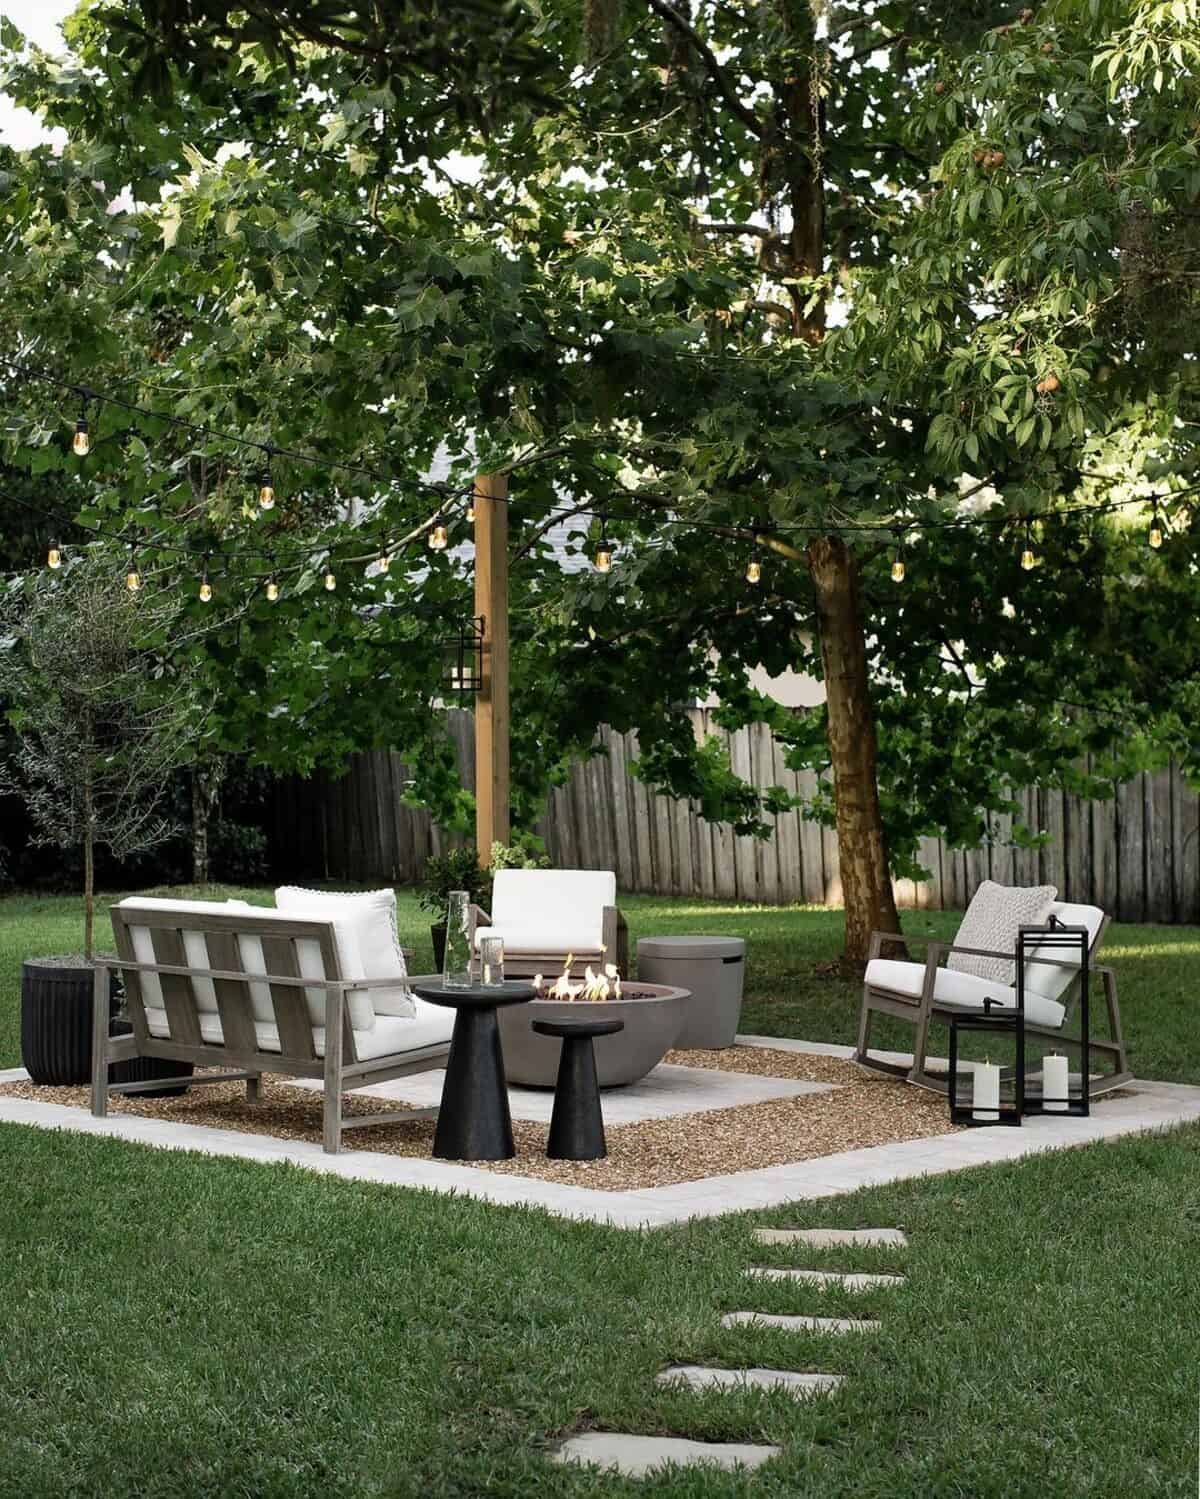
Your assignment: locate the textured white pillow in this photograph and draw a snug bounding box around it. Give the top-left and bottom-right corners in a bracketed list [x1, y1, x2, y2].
[275, 887, 414, 1018]
[947, 880, 1057, 985]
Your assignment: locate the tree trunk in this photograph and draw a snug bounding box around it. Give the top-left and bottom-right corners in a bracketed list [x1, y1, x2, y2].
[191, 758, 225, 886]
[807, 535, 901, 961]
[83, 779, 94, 960]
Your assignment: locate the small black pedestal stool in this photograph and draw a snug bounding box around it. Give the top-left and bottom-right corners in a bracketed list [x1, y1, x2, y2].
[532, 1017, 625, 1160]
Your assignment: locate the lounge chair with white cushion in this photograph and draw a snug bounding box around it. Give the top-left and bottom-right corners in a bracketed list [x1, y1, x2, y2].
[470, 868, 628, 978]
[855, 881, 1131, 1096]
[92, 895, 454, 1153]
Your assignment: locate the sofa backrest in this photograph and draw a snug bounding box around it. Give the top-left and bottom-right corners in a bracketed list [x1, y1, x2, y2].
[490, 869, 617, 937]
[112, 897, 375, 1061]
[1022, 901, 1108, 1001]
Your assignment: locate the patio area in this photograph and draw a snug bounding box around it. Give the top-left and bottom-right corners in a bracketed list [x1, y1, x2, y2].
[4, 1031, 1195, 1228]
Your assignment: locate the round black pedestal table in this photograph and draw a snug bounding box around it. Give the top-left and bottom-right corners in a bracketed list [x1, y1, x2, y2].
[532, 1016, 626, 1161]
[411, 978, 535, 1161]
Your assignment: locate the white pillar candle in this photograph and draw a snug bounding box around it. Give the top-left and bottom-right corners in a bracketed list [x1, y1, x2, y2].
[972, 1060, 1001, 1122]
[1042, 1052, 1070, 1112]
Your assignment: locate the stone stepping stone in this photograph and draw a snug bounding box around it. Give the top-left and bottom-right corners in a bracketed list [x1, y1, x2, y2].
[554, 1432, 781, 1477]
[745, 1267, 905, 1290]
[754, 1227, 908, 1248]
[657, 1364, 843, 1400]
[721, 1311, 880, 1335]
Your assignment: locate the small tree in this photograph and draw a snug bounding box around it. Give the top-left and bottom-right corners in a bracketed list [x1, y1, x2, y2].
[0, 566, 201, 956]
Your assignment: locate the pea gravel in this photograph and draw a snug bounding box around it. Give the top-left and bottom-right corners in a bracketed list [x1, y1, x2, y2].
[0, 1042, 973, 1190]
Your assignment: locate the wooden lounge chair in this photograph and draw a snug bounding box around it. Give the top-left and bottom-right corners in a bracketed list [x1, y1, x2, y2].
[92, 897, 453, 1153]
[855, 899, 1132, 1096]
[469, 868, 629, 978]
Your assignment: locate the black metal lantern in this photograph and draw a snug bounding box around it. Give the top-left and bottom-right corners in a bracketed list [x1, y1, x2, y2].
[948, 996, 1025, 1127]
[1018, 919, 1091, 1118]
[443, 616, 485, 696]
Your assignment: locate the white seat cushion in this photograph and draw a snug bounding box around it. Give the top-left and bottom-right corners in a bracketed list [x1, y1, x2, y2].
[865, 959, 1067, 1029]
[474, 925, 606, 955]
[144, 1003, 453, 1061]
[275, 886, 414, 1017]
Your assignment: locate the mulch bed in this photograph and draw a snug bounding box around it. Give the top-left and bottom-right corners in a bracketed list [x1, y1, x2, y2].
[0, 1042, 968, 1191]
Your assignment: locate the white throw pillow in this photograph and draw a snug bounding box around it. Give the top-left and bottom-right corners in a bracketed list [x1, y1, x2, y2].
[275, 886, 414, 1018]
[947, 880, 1057, 985]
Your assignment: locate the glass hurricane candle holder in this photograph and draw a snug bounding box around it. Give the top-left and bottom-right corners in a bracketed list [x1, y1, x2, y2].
[480, 936, 505, 987]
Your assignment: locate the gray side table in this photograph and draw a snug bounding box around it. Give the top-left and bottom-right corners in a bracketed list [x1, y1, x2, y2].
[636, 936, 746, 1048]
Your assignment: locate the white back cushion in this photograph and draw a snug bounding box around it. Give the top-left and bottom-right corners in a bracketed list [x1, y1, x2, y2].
[947, 881, 1057, 984]
[1022, 902, 1106, 1000]
[490, 869, 616, 942]
[116, 897, 375, 1034]
[275, 886, 413, 1018]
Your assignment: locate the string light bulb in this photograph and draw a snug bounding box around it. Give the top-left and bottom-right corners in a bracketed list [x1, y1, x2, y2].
[198, 561, 213, 603]
[594, 515, 614, 574]
[73, 415, 90, 457]
[1149, 511, 1164, 550]
[746, 550, 762, 584]
[47, 541, 62, 570]
[125, 547, 141, 592]
[258, 448, 276, 510]
[429, 522, 448, 551]
[324, 569, 337, 592]
[266, 575, 280, 602]
[378, 543, 392, 573]
[1020, 520, 1037, 572]
[890, 530, 907, 583]
[466, 498, 476, 524]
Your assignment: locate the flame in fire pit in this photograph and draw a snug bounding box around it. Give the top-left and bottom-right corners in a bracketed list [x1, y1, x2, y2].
[533, 953, 622, 1001]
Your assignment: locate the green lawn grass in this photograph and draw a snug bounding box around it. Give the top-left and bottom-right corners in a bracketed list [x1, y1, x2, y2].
[0, 1119, 1195, 1497]
[2, 885, 1196, 1082]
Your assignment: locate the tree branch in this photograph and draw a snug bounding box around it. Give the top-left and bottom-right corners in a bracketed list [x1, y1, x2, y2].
[642, 0, 764, 138]
[700, 221, 776, 238]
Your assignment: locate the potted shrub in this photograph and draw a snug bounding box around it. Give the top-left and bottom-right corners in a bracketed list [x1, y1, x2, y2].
[0, 567, 200, 1092]
[418, 846, 491, 970]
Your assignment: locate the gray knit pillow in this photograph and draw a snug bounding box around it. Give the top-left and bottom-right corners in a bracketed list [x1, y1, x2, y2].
[947, 880, 1057, 985]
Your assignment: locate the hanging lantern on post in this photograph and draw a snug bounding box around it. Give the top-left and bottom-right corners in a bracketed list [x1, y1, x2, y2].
[442, 616, 485, 696]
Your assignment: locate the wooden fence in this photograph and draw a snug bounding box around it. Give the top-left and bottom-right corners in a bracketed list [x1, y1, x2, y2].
[268, 708, 1198, 923]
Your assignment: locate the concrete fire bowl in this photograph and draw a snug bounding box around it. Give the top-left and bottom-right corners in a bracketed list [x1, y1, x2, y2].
[497, 983, 691, 1088]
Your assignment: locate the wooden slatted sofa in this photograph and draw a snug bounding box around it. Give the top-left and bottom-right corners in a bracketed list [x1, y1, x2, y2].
[91, 897, 454, 1153]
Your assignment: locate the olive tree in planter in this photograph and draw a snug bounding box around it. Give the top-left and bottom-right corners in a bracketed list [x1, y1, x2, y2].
[0, 566, 201, 1087]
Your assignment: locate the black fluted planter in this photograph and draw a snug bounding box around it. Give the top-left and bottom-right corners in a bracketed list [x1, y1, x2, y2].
[21, 959, 101, 1085]
[20, 957, 193, 1095]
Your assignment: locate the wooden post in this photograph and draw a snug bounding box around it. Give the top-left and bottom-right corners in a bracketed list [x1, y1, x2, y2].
[474, 472, 510, 861]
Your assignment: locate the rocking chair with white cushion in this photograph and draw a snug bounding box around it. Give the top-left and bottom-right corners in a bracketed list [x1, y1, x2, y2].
[470, 868, 629, 978]
[855, 881, 1132, 1096]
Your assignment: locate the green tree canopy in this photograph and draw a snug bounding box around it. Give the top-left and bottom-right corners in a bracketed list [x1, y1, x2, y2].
[1, 0, 1199, 953]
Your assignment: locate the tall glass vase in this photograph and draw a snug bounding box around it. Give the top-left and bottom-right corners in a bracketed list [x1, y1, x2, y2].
[442, 890, 473, 989]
